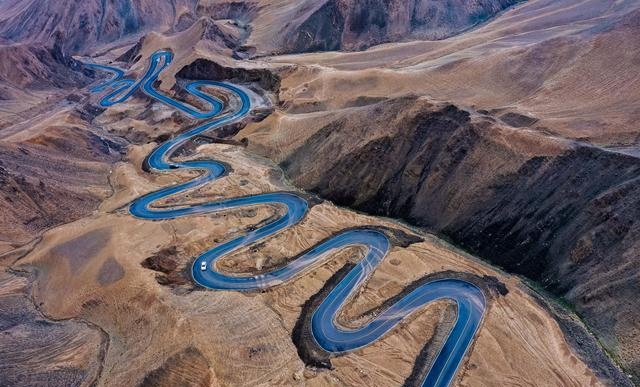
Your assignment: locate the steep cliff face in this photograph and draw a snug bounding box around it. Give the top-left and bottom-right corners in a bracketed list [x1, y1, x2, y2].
[283, 0, 523, 53]
[0, 0, 524, 56]
[0, 0, 198, 53]
[245, 96, 640, 376]
[283, 1, 346, 53]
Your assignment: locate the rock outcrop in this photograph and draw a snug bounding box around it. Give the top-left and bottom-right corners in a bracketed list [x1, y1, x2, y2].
[244, 96, 640, 377]
[282, 0, 523, 52]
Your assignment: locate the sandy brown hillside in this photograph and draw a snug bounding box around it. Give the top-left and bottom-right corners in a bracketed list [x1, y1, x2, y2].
[0, 0, 523, 56]
[241, 0, 523, 54]
[0, 104, 124, 253]
[226, 0, 640, 379]
[265, 0, 640, 146]
[240, 96, 640, 380]
[0, 0, 199, 53]
[0, 0, 639, 387]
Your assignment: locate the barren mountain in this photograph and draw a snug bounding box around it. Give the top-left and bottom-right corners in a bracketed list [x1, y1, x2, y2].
[0, 43, 89, 89]
[0, 0, 524, 56]
[0, 0, 200, 53]
[266, 0, 640, 146]
[241, 96, 640, 378]
[279, 0, 524, 53]
[1, 0, 639, 387]
[194, 0, 525, 55]
[0, 104, 123, 252]
[234, 0, 640, 379]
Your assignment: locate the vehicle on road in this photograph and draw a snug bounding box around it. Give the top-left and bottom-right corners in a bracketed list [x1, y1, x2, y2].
[88, 50, 487, 387]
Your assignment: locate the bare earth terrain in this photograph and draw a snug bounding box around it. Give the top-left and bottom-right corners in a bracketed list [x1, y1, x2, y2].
[0, 1, 638, 387]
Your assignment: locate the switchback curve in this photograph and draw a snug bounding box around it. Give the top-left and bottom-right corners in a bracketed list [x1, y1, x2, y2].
[85, 50, 487, 387]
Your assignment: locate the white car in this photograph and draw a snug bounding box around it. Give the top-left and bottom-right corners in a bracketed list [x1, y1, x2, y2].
[200, 261, 207, 271]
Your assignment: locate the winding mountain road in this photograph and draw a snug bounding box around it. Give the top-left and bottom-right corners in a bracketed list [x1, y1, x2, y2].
[86, 50, 487, 387]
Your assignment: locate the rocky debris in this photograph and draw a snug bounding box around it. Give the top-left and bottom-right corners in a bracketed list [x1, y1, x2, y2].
[75, 103, 107, 122]
[375, 226, 424, 248]
[194, 135, 247, 147]
[401, 304, 457, 387]
[283, 1, 345, 54]
[142, 246, 180, 274]
[345, 96, 388, 108]
[116, 39, 144, 64]
[141, 246, 192, 289]
[292, 263, 354, 369]
[196, 1, 260, 24]
[199, 17, 245, 50]
[500, 112, 539, 128]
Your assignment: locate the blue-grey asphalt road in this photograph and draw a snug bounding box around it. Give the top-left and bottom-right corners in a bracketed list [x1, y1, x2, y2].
[86, 50, 487, 387]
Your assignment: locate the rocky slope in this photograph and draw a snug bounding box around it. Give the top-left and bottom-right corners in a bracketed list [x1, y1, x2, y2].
[0, 41, 95, 130]
[0, 43, 90, 90]
[0, 0, 199, 54]
[193, 0, 523, 55]
[266, 0, 640, 146]
[280, 0, 523, 53]
[240, 95, 640, 379]
[1, 0, 523, 56]
[0, 104, 124, 252]
[0, 0, 638, 386]
[234, 9, 640, 378]
[12, 124, 617, 387]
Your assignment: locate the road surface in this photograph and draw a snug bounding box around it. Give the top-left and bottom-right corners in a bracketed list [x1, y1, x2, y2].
[86, 50, 486, 387]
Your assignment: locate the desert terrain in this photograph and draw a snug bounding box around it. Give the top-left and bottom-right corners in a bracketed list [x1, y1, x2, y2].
[0, 1, 638, 387]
